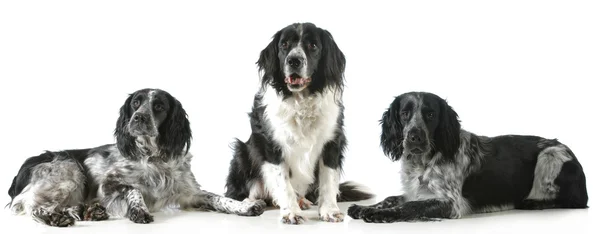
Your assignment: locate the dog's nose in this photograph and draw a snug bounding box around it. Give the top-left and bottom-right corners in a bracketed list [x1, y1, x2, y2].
[287, 57, 304, 68]
[132, 113, 149, 123]
[408, 129, 424, 144]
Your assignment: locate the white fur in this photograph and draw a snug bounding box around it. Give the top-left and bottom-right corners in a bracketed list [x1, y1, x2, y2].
[317, 161, 342, 221]
[260, 86, 341, 219]
[526, 145, 572, 200]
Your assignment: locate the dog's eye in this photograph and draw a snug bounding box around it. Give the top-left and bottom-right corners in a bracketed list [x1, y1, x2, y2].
[154, 104, 164, 112]
[400, 111, 409, 119]
[281, 42, 289, 49]
[308, 43, 317, 50]
[132, 100, 141, 108]
[426, 112, 435, 119]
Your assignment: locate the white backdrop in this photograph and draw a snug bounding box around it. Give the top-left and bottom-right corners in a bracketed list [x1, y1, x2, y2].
[0, 0, 597, 210]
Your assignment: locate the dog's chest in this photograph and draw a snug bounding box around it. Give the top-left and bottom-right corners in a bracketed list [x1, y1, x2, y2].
[401, 159, 445, 200]
[263, 89, 340, 188]
[87, 148, 187, 198]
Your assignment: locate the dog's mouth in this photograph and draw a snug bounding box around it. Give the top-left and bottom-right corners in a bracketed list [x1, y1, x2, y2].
[129, 124, 158, 137]
[285, 74, 311, 90]
[410, 148, 425, 154]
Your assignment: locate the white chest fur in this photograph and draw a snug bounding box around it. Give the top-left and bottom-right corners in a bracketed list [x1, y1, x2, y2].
[262, 88, 341, 195]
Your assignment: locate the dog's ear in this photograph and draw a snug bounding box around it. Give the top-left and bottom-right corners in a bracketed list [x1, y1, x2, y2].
[434, 97, 461, 158]
[157, 93, 192, 157]
[257, 30, 282, 88]
[380, 96, 404, 161]
[319, 29, 346, 89]
[115, 93, 138, 158]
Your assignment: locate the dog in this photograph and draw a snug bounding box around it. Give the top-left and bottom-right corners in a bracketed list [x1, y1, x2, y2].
[347, 91, 588, 223]
[7, 88, 266, 227]
[224, 22, 373, 224]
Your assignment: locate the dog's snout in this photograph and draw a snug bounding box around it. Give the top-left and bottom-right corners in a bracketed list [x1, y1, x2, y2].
[287, 56, 304, 69]
[133, 113, 149, 123]
[408, 128, 424, 144]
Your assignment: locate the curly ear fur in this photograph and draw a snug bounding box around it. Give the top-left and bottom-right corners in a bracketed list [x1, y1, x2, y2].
[315, 29, 346, 93]
[115, 94, 138, 158]
[157, 93, 192, 157]
[257, 30, 283, 91]
[434, 98, 461, 158]
[380, 96, 404, 161]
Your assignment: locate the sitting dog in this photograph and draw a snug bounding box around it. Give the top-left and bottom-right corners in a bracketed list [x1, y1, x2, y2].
[224, 23, 373, 224]
[7, 88, 266, 227]
[348, 91, 588, 223]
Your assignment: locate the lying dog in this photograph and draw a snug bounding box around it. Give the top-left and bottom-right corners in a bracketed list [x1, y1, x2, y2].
[7, 88, 266, 227]
[348, 91, 588, 223]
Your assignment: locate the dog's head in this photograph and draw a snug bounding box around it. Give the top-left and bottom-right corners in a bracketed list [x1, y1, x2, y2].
[257, 22, 345, 96]
[380, 92, 461, 161]
[115, 88, 192, 158]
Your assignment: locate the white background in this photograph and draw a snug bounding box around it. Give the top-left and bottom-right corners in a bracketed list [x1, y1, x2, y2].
[0, 0, 597, 233]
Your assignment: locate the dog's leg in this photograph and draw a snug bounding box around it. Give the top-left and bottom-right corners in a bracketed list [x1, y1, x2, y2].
[32, 208, 76, 227]
[317, 160, 344, 222]
[102, 182, 153, 224]
[184, 190, 266, 216]
[261, 162, 304, 224]
[298, 196, 313, 210]
[347, 195, 407, 219]
[124, 188, 153, 224]
[360, 199, 454, 223]
[59, 203, 109, 221]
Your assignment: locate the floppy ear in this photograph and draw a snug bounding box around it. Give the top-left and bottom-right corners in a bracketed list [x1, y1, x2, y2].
[318, 30, 346, 89]
[433, 98, 461, 158]
[257, 30, 282, 89]
[157, 94, 192, 157]
[114, 94, 138, 158]
[380, 97, 404, 161]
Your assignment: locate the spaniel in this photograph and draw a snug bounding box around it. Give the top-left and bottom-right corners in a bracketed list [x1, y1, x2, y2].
[224, 22, 373, 225]
[348, 91, 588, 223]
[8, 88, 266, 227]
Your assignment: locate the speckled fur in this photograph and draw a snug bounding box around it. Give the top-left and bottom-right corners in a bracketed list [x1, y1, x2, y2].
[7, 89, 266, 227]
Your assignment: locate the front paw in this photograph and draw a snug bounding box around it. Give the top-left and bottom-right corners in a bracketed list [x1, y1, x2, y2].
[84, 203, 109, 221]
[319, 209, 344, 223]
[280, 212, 305, 225]
[240, 200, 267, 216]
[347, 204, 370, 219]
[128, 207, 154, 224]
[361, 208, 395, 223]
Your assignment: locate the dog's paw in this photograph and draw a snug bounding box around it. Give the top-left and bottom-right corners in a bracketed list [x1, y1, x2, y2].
[61, 204, 85, 221]
[84, 203, 109, 221]
[33, 209, 76, 227]
[128, 207, 154, 224]
[347, 204, 369, 219]
[298, 197, 313, 210]
[319, 210, 344, 223]
[361, 208, 396, 223]
[240, 200, 267, 216]
[280, 213, 305, 225]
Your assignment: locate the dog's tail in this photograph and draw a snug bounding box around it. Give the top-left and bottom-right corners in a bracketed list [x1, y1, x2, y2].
[337, 181, 374, 202]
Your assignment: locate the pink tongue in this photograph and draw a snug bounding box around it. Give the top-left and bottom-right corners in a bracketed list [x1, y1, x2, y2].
[287, 76, 305, 85]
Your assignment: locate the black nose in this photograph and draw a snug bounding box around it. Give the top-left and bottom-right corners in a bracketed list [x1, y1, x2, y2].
[132, 113, 149, 123]
[408, 128, 424, 144]
[287, 57, 304, 69]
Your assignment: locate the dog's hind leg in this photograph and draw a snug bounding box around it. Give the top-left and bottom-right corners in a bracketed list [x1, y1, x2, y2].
[15, 157, 88, 227]
[59, 203, 109, 221]
[517, 143, 587, 210]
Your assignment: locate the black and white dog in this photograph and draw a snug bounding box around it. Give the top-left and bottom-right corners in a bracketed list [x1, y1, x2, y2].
[7, 88, 265, 227]
[348, 91, 588, 223]
[224, 23, 373, 224]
